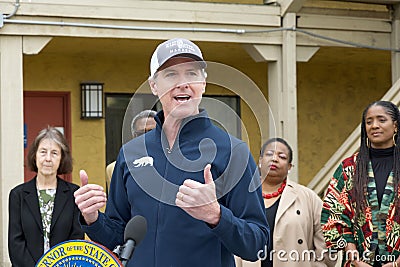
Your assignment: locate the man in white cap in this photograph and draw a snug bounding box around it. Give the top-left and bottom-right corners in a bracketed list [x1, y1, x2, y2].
[74, 38, 269, 267]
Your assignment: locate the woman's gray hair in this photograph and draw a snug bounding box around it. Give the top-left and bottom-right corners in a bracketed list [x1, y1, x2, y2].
[26, 126, 73, 174]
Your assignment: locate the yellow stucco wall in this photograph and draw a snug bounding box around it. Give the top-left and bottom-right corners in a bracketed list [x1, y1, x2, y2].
[23, 37, 393, 188]
[23, 37, 268, 188]
[23, 39, 153, 188]
[297, 47, 391, 185]
[304, 0, 389, 12]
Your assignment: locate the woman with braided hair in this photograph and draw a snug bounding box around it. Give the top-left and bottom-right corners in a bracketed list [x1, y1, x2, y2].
[321, 100, 400, 267]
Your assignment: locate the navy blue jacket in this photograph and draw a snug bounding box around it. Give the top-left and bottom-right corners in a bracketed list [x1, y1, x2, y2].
[83, 110, 269, 267]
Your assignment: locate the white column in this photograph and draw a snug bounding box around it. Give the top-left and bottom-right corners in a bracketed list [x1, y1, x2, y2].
[392, 4, 400, 84]
[282, 13, 298, 182]
[267, 47, 284, 138]
[244, 41, 319, 183]
[0, 36, 24, 266]
[242, 44, 284, 142]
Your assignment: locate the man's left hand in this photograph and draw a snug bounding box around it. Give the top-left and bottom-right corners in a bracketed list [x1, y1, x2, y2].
[176, 164, 221, 227]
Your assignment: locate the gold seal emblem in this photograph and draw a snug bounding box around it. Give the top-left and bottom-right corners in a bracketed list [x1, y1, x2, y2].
[36, 240, 122, 267]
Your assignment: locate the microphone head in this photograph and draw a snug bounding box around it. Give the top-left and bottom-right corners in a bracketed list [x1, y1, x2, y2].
[124, 215, 147, 245]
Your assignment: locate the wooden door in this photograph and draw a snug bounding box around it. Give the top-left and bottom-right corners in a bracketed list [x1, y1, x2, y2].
[23, 92, 71, 182]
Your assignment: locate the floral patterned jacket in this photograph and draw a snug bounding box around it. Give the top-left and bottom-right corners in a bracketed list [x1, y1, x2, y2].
[321, 153, 400, 265]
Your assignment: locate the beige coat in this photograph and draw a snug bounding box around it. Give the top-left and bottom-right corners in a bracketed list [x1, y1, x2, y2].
[237, 180, 336, 267]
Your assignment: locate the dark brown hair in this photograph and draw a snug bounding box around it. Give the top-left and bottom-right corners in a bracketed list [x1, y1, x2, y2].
[27, 126, 73, 174]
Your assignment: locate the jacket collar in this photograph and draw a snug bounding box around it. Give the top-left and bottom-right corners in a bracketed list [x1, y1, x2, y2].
[274, 179, 297, 226]
[50, 178, 70, 232]
[154, 109, 212, 140]
[23, 177, 42, 231]
[122, 110, 212, 157]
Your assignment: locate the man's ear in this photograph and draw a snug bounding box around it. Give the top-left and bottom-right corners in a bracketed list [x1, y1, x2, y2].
[149, 79, 158, 96]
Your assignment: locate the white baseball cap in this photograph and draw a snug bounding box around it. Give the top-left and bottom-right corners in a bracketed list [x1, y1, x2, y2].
[149, 38, 206, 78]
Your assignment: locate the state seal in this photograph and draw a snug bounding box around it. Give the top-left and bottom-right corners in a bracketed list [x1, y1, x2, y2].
[36, 240, 122, 267]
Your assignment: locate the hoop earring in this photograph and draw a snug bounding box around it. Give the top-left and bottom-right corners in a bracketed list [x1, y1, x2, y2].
[393, 132, 397, 147]
[366, 138, 370, 148]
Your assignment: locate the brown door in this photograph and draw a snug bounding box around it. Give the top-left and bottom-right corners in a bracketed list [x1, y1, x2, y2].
[23, 92, 71, 182]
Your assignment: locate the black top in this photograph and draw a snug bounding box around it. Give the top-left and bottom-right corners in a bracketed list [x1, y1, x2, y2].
[370, 146, 394, 267]
[261, 198, 281, 267]
[370, 146, 394, 207]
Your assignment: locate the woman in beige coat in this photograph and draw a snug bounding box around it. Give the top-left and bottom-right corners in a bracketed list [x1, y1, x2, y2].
[237, 138, 336, 267]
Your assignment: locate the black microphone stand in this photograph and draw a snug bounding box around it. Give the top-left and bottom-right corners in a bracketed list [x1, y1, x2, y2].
[113, 239, 136, 267]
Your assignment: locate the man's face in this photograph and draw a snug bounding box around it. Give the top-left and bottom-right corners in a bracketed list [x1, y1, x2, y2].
[133, 117, 156, 138]
[149, 57, 206, 120]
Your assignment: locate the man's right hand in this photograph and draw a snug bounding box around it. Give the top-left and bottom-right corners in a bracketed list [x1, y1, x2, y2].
[74, 170, 107, 225]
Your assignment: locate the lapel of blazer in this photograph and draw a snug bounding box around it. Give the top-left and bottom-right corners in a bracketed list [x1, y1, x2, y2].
[274, 179, 297, 226]
[50, 178, 69, 232]
[23, 177, 43, 232]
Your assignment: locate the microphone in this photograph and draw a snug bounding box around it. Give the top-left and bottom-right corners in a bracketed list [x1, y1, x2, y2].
[113, 215, 147, 266]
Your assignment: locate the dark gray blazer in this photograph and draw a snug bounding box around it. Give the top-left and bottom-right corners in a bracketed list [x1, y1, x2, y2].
[8, 177, 84, 267]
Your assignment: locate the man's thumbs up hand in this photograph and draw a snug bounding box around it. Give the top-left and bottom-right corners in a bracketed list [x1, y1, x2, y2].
[175, 164, 221, 227]
[203, 164, 213, 185]
[74, 170, 107, 225]
[80, 170, 89, 186]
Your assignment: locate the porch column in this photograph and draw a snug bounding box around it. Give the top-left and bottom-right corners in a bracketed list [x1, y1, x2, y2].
[281, 13, 298, 182]
[0, 36, 24, 266]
